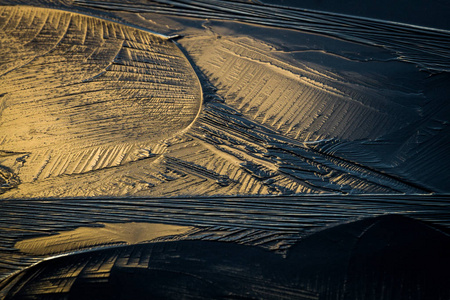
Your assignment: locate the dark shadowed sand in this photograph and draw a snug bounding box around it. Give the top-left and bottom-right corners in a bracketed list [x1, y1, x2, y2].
[1, 215, 449, 299]
[0, 1, 449, 299]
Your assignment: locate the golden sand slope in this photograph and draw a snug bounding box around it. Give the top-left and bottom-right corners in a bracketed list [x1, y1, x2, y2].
[15, 222, 195, 256]
[0, 6, 201, 183]
[0, 7, 433, 198]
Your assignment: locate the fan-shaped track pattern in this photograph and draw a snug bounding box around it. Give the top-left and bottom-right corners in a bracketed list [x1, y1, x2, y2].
[0, 6, 202, 182]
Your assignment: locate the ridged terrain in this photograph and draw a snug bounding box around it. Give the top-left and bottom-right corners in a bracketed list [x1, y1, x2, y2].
[183, 36, 422, 142]
[75, 0, 450, 72]
[0, 6, 201, 186]
[1, 215, 449, 300]
[0, 2, 449, 299]
[0, 194, 448, 279]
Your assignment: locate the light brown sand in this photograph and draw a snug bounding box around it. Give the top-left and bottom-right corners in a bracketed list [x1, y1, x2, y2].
[15, 222, 194, 255]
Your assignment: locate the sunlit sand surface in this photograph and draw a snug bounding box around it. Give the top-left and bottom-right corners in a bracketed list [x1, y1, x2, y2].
[15, 222, 195, 255]
[0, 1, 449, 299]
[0, 5, 201, 187]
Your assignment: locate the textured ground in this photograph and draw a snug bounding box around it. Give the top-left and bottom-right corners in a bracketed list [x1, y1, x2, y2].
[0, 1, 449, 299]
[0, 5, 201, 193]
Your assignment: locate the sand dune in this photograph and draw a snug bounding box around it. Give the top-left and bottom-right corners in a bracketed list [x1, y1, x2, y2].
[76, 0, 450, 72]
[1, 3, 448, 197]
[0, 6, 201, 187]
[0, 1, 449, 298]
[183, 36, 420, 142]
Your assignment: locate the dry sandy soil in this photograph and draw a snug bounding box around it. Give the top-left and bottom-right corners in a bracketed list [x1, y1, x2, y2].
[0, 1, 449, 299]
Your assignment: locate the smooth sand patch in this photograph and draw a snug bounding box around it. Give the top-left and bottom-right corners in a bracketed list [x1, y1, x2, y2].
[15, 222, 194, 256]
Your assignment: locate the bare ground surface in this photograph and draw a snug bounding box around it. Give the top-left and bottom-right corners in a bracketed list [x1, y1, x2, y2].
[0, 1, 449, 299]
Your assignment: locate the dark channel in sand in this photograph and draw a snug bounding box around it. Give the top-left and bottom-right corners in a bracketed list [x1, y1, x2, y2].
[0, 0, 450, 299]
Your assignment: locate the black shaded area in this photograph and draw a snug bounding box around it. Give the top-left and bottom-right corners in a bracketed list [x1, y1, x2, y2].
[261, 0, 450, 30]
[287, 214, 450, 300]
[2, 215, 449, 299]
[72, 0, 450, 73]
[0, 165, 20, 195]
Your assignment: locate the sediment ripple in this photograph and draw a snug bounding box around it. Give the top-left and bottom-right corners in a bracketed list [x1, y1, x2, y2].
[75, 0, 450, 72]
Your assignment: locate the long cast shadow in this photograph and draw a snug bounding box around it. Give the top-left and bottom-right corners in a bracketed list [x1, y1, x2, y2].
[1, 214, 449, 299]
